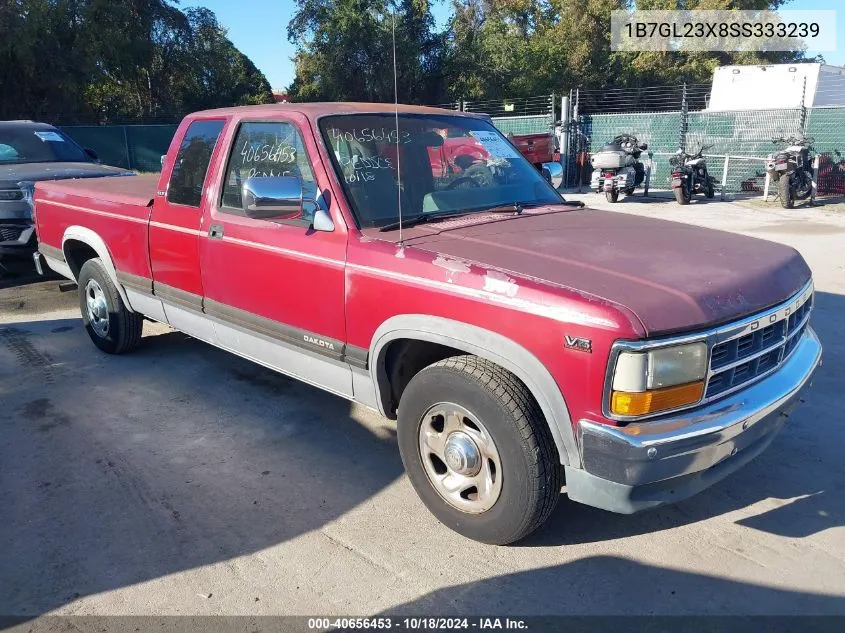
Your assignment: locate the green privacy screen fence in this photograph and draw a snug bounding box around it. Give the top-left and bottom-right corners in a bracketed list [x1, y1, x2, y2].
[60, 124, 178, 172]
[576, 107, 845, 194]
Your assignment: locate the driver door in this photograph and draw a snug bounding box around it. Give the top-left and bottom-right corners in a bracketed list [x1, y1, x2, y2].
[199, 116, 351, 395]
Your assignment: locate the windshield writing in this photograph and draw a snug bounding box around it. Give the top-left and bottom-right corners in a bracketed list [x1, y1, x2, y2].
[319, 114, 560, 228]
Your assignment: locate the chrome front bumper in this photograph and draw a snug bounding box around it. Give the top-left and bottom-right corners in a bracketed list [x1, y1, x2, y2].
[565, 326, 822, 514]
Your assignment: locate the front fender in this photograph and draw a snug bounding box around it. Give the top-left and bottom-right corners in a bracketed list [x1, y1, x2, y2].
[369, 314, 580, 468]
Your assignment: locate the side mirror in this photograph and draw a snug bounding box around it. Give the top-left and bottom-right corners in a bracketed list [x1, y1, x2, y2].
[541, 162, 563, 189]
[639, 143, 648, 150]
[84, 147, 99, 162]
[312, 208, 334, 232]
[160, 155, 166, 168]
[242, 176, 303, 220]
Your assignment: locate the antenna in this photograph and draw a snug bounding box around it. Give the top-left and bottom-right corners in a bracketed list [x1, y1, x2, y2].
[391, 6, 403, 244]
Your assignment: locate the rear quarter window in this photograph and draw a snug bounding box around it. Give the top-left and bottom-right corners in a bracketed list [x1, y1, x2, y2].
[167, 119, 226, 207]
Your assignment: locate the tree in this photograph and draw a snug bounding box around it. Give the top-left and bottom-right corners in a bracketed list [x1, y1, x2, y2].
[0, 0, 274, 123]
[286, 0, 442, 103]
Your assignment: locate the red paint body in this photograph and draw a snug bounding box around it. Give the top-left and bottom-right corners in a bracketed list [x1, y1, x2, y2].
[32, 103, 811, 433]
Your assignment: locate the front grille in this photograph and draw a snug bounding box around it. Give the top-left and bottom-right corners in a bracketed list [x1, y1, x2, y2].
[705, 286, 813, 399]
[0, 224, 27, 242]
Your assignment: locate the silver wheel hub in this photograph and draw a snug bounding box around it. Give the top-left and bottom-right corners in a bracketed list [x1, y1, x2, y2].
[418, 402, 502, 514]
[85, 279, 109, 338]
[443, 432, 481, 476]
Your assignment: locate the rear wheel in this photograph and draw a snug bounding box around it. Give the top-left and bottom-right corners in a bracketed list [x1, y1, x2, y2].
[605, 189, 619, 203]
[778, 174, 794, 209]
[397, 356, 561, 545]
[78, 258, 143, 354]
[705, 180, 715, 198]
[674, 184, 691, 205]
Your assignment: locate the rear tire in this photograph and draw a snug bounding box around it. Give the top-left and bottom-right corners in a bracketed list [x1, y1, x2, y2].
[778, 174, 794, 209]
[78, 258, 143, 354]
[705, 180, 715, 198]
[674, 185, 691, 205]
[605, 189, 619, 203]
[397, 355, 561, 545]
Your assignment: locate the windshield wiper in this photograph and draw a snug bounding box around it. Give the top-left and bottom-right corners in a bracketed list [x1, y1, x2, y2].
[378, 203, 526, 232]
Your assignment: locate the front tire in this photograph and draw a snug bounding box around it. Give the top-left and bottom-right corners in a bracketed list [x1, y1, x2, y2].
[397, 356, 561, 545]
[778, 174, 794, 208]
[78, 258, 143, 354]
[705, 180, 715, 198]
[605, 189, 619, 203]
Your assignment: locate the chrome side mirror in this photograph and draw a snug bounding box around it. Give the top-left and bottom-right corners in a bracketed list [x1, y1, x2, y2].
[160, 155, 166, 168]
[242, 176, 303, 220]
[541, 162, 563, 189]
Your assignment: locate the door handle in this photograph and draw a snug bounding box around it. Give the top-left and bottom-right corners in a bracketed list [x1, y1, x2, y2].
[208, 224, 224, 240]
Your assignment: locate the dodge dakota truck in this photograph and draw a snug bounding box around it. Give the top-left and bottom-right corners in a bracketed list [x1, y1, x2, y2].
[32, 103, 822, 545]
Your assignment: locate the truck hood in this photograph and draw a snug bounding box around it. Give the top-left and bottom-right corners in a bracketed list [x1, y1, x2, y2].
[402, 209, 811, 336]
[0, 162, 131, 188]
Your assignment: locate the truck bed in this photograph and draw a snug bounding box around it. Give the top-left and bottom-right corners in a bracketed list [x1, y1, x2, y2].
[34, 173, 158, 208]
[34, 173, 158, 282]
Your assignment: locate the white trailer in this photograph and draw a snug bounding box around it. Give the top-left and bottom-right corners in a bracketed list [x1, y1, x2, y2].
[708, 63, 845, 110]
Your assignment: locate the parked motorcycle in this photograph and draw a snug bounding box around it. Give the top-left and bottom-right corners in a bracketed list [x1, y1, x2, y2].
[766, 136, 815, 208]
[670, 144, 715, 204]
[590, 134, 649, 202]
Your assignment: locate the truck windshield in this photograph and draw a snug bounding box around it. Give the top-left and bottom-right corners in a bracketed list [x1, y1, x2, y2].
[0, 126, 90, 165]
[319, 114, 561, 228]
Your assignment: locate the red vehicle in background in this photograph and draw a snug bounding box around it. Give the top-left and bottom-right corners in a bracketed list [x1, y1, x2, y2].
[32, 102, 820, 545]
[428, 128, 558, 178]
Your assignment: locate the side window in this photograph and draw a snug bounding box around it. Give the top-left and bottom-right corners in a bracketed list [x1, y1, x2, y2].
[220, 121, 317, 223]
[167, 119, 225, 207]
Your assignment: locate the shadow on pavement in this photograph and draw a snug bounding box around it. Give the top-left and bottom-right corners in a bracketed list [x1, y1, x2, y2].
[0, 318, 403, 616]
[0, 290, 842, 617]
[383, 555, 845, 615]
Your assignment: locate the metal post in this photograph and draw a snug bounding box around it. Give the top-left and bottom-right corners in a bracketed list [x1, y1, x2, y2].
[679, 83, 688, 153]
[560, 95, 570, 187]
[811, 154, 819, 203]
[763, 172, 770, 202]
[720, 155, 730, 200]
[575, 89, 583, 193]
[122, 125, 132, 170]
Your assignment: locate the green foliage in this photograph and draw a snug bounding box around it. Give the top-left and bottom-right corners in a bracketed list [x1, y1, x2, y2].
[287, 0, 810, 103]
[0, 0, 274, 122]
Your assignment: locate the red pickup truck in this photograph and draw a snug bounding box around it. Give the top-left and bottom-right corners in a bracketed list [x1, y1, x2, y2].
[32, 103, 821, 545]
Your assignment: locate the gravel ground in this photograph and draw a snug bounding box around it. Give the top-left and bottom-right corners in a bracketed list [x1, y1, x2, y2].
[1, 194, 843, 619]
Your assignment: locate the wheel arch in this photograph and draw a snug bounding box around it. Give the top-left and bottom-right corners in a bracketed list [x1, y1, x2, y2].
[62, 226, 135, 311]
[369, 315, 579, 468]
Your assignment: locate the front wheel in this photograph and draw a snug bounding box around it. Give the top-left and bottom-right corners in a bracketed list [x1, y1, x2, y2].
[397, 356, 561, 545]
[778, 174, 794, 208]
[705, 179, 715, 198]
[605, 189, 619, 203]
[78, 258, 143, 354]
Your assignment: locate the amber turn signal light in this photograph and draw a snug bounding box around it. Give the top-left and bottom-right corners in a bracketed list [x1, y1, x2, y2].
[611, 381, 705, 417]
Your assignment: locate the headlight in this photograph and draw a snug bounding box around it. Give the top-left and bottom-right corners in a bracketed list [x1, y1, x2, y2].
[610, 342, 707, 417]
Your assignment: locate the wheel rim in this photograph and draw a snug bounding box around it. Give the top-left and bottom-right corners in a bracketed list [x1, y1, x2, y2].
[418, 402, 502, 514]
[85, 279, 109, 338]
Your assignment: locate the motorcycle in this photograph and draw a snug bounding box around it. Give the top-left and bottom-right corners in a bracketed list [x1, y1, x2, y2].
[766, 136, 815, 208]
[670, 144, 716, 204]
[590, 134, 649, 203]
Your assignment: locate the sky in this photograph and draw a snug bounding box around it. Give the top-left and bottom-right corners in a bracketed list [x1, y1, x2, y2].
[189, 0, 845, 92]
